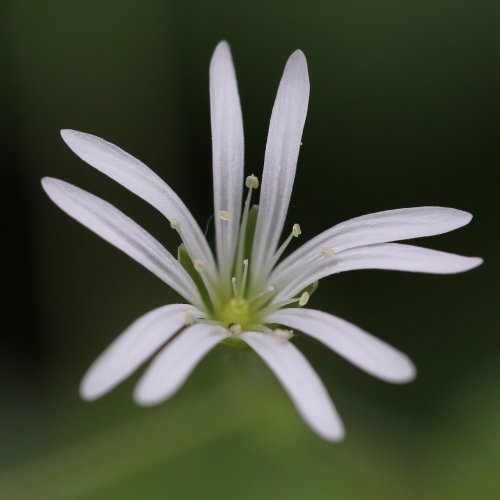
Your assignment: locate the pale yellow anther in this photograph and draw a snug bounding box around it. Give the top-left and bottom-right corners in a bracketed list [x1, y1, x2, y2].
[184, 313, 195, 326]
[321, 247, 335, 258]
[292, 223, 302, 238]
[228, 323, 242, 335]
[275, 328, 293, 341]
[245, 175, 259, 189]
[170, 218, 181, 230]
[217, 210, 232, 221]
[299, 291, 310, 307]
[193, 259, 206, 272]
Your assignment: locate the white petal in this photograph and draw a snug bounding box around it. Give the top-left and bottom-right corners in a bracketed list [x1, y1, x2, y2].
[268, 308, 416, 383]
[80, 304, 200, 400]
[272, 207, 473, 283]
[241, 332, 344, 442]
[134, 324, 228, 405]
[210, 41, 244, 277]
[251, 50, 309, 282]
[60, 129, 217, 282]
[274, 243, 483, 302]
[42, 178, 203, 308]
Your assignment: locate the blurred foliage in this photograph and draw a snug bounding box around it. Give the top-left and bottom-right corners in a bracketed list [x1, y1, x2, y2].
[2, 0, 499, 498]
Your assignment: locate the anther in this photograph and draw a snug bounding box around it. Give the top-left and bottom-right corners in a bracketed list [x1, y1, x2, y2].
[245, 175, 259, 189]
[321, 247, 335, 258]
[184, 313, 195, 326]
[299, 291, 310, 307]
[228, 323, 242, 335]
[292, 223, 301, 238]
[193, 259, 206, 272]
[217, 210, 232, 221]
[170, 218, 181, 230]
[275, 328, 293, 341]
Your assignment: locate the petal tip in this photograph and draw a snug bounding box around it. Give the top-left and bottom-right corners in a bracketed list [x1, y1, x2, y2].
[462, 210, 473, 224]
[41, 176, 54, 188]
[282, 49, 309, 92]
[212, 40, 231, 62]
[41, 176, 64, 196]
[132, 386, 160, 407]
[287, 49, 308, 68]
[60, 128, 78, 141]
[469, 256, 484, 269]
[448, 207, 473, 227]
[321, 423, 346, 443]
[388, 360, 417, 384]
[215, 40, 230, 51]
[450, 255, 484, 274]
[291, 48, 306, 58]
[79, 377, 102, 402]
[61, 129, 92, 150]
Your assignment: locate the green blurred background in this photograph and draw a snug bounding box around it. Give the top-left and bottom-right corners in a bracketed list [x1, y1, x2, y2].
[2, 1, 499, 498]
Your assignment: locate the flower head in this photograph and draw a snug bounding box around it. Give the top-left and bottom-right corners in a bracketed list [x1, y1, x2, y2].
[42, 41, 482, 441]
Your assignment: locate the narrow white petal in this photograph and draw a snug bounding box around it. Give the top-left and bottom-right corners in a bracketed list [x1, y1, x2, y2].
[80, 304, 200, 400]
[42, 178, 203, 308]
[210, 41, 244, 276]
[251, 50, 310, 281]
[272, 207, 474, 283]
[268, 308, 416, 383]
[60, 129, 217, 281]
[134, 324, 228, 405]
[274, 243, 483, 302]
[241, 332, 344, 442]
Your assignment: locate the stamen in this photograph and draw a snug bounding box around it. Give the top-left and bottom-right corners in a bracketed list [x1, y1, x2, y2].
[231, 276, 238, 296]
[217, 210, 232, 221]
[321, 247, 335, 258]
[265, 257, 321, 313]
[275, 328, 293, 341]
[170, 218, 181, 230]
[248, 285, 275, 304]
[240, 259, 249, 296]
[245, 174, 259, 189]
[299, 291, 310, 306]
[184, 313, 195, 326]
[271, 223, 302, 268]
[193, 259, 206, 272]
[261, 297, 300, 315]
[235, 176, 260, 278]
[228, 323, 242, 335]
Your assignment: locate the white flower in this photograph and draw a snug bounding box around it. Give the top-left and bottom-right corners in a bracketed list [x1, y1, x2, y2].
[42, 41, 482, 442]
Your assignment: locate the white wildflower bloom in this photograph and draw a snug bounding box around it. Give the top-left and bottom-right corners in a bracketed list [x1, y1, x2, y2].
[42, 41, 482, 442]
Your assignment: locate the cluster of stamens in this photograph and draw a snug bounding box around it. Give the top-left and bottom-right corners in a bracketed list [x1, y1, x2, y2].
[171, 174, 329, 340]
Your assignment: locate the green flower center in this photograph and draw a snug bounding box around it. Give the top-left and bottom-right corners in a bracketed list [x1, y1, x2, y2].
[219, 298, 253, 331]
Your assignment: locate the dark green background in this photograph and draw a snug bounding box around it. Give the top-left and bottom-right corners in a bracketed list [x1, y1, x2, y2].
[2, 1, 499, 499]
